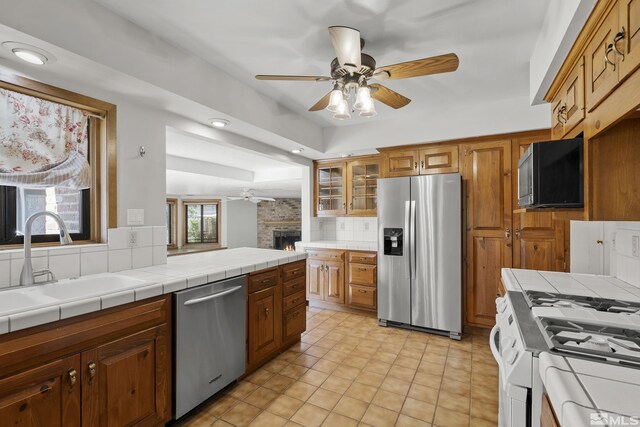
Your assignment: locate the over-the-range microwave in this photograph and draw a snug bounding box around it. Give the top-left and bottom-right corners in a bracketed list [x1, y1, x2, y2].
[517, 138, 584, 208]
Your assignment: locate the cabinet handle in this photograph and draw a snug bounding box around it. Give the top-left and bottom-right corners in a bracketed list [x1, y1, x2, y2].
[557, 105, 567, 124]
[504, 228, 511, 241]
[605, 43, 617, 71]
[88, 361, 96, 384]
[292, 298, 299, 304]
[264, 307, 270, 318]
[358, 289, 367, 293]
[343, 202, 346, 209]
[68, 368, 77, 390]
[596, 240, 604, 245]
[420, 160, 425, 169]
[349, 202, 353, 210]
[357, 267, 368, 272]
[261, 278, 271, 284]
[613, 27, 626, 59]
[414, 161, 418, 170]
[515, 229, 521, 240]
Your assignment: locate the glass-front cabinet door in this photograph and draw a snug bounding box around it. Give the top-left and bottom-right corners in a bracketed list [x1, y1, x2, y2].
[316, 162, 347, 216]
[347, 158, 380, 216]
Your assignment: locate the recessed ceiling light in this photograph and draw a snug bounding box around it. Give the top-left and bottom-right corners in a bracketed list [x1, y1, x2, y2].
[12, 48, 47, 65]
[209, 118, 230, 128]
[291, 148, 304, 154]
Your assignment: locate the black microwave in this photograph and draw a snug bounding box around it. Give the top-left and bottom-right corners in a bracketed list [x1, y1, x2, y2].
[517, 138, 584, 208]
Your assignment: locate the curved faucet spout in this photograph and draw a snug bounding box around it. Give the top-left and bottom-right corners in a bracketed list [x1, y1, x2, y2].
[20, 211, 73, 286]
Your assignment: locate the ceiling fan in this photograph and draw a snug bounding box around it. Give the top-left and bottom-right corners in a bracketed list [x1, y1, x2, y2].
[227, 189, 275, 203]
[255, 26, 459, 120]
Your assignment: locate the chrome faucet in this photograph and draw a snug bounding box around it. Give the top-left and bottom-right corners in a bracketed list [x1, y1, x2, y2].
[19, 211, 73, 286]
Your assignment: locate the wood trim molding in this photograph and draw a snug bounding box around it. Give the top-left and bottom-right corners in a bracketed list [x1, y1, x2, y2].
[0, 72, 117, 240]
[544, 0, 617, 102]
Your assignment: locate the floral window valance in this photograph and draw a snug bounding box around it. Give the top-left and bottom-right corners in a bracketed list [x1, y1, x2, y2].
[0, 88, 91, 189]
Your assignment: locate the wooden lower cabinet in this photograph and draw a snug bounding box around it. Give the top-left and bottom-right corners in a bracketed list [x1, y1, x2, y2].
[246, 261, 306, 373]
[0, 295, 171, 427]
[348, 285, 377, 310]
[541, 393, 560, 427]
[324, 260, 345, 304]
[306, 258, 324, 301]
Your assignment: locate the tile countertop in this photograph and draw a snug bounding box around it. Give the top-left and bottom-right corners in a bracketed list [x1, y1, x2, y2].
[0, 248, 306, 336]
[295, 240, 377, 251]
[502, 268, 640, 425]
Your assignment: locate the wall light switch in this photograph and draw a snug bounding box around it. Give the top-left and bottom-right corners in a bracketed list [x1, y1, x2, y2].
[632, 235, 639, 257]
[127, 209, 145, 226]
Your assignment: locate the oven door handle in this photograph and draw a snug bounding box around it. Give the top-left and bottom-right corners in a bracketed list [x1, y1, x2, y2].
[489, 325, 507, 389]
[183, 286, 243, 306]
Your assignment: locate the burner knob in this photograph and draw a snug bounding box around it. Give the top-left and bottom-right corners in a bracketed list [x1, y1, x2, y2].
[503, 348, 518, 365]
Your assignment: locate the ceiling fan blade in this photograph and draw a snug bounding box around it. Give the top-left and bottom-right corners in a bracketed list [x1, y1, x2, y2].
[309, 92, 332, 112]
[253, 197, 276, 202]
[255, 75, 331, 81]
[227, 197, 243, 200]
[328, 26, 362, 71]
[373, 53, 459, 81]
[369, 84, 411, 109]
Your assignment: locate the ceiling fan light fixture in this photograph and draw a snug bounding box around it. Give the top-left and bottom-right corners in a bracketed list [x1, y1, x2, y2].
[359, 99, 377, 118]
[326, 86, 344, 112]
[353, 86, 372, 110]
[333, 99, 351, 120]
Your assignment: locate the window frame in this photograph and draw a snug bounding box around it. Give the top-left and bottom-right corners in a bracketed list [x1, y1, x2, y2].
[182, 199, 222, 247]
[166, 198, 177, 250]
[0, 72, 117, 248]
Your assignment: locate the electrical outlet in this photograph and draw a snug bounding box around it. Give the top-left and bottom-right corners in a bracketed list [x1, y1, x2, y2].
[340, 222, 345, 230]
[128, 230, 138, 247]
[632, 235, 639, 257]
[364, 222, 370, 231]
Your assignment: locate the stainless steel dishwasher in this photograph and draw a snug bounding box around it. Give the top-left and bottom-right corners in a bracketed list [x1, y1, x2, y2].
[174, 275, 246, 419]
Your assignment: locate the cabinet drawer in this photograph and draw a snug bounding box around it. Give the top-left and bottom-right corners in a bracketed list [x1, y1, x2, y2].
[306, 250, 345, 261]
[283, 304, 306, 342]
[283, 290, 305, 311]
[281, 261, 306, 283]
[249, 268, 280, 293]
[284, 276, 306, 297]
[348, 251, 377, 265]
[348, 263, 376, 286]
[348, 285, 376, 310]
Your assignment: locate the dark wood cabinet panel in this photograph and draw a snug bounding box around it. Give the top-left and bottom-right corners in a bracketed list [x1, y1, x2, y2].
[248, 285, 282, 365]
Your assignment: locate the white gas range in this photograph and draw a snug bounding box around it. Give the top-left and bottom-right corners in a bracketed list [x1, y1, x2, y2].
[495, 269, 640, 427]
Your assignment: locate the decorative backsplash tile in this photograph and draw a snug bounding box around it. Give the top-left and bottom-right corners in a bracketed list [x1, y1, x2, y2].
[311, 217, 378, 242]
[0, 226, 168, 288]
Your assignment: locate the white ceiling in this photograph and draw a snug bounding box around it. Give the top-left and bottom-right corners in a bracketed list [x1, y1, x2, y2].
[165, 129, 303, 198]
[95, 0, 550, 128]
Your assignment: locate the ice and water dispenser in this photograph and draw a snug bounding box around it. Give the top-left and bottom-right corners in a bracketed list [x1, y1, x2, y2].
[383, 228, 404, 256]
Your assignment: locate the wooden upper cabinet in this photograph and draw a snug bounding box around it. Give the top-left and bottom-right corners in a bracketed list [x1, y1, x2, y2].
[461, 140, 512, 327]
[551, 94, 565, 140]
[0, 355, 81, 427]
[562, 59, 585, 136]
[418, 146, 459, 175]
[346, 158, 380, 216]
[586, 5, 620, 111]
[383, 150, 419, 177]
[315, 161, 347, 216]
[81, 326, 169, 427]
[618, 0, 640, 80]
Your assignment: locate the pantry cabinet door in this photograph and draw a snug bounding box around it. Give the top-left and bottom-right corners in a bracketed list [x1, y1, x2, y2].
[461, 140, 512, 327]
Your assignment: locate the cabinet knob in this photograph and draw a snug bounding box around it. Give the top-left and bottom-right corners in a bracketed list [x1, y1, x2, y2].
[264, 307, 270, 318]
[504, 228, 511, 241]
[68, 368, 77, 389]
[420, 160, 425, 169]
[88, 361, 96, 384]
[414, 161, 418, 170]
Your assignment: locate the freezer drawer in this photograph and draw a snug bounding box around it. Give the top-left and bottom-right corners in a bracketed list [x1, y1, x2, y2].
[174, 276, 246, 419]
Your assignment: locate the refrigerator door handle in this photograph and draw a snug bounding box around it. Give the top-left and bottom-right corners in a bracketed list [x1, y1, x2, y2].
[404, 200, 411, 276]
[410, 200, 416, 279]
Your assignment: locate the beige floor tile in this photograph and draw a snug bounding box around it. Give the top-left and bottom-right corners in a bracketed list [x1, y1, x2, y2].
[470, 398, 498, 423]
[323, 350, 350, 363]
[211, 419, 234, 427]
[264, 359, 290, 373]
[407, 383, 439, 405]
[468, 417, 496, 427]
[278, 351, 301, 363]
[470, 383, 498, 403]
[312, 359, 339, 374]
[361, 404, 399, 427]
[417, 361, 445, 376]
[322, 412, 359, 427]
[305, 345, 330, 358]
[290, 403, 330, 427]
[355, 370, 385, 388]
[220, 401, 262, 427]
[246, 386, 281, 409]
[264, 374, 297, 394]
[395, 355, 421, 370]
[227, 381, 259, 399]
[401, 397, 436, 423]
[443, 366, 471, 384]
[395, 414, 432, 427]
[440, 378, 471, 397]
[248, 411, 288, 427]
[294, 353, 320, 368]
[388, 365, 417, 382]
[281, 364, 310, 380]
[267, 395, 305, 419]
[380, 376, 411, 396]
[307, 388, 342, 411]
[432, 406, 470, 427]
[246, 368, 275, 386]
[332, 395, 369, 420]
[370, 351, 397, 364]
[363, 360, 392, 376]
[205, 395, 240, 417]
[299, 369, 330, 387]
[437, 390, 470, 414]
[288, 341, 311, 353]
[181, 411, 217, 426]
[332, 364, 361, 381]
[344, 381, 378, 403]
[343, 355, 370, 369]
[315, 337, 340, 349]
[371, 389, 406, 412]
[412, 372, 442, 390]
[285, 381, 318, 401]
[320, 375, 353, 394]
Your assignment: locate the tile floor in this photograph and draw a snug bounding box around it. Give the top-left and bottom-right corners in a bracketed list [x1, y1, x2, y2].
[175, 307, 498, 427]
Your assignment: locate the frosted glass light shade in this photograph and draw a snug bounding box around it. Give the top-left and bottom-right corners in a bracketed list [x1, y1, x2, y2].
[333, 99, 351, 120]
[359, 98, 377, 117]
[353, 86, 372, 110]
[327, 89, 344, 112]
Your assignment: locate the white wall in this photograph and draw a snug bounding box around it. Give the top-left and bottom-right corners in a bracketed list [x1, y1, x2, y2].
[226, 200, 258, 249]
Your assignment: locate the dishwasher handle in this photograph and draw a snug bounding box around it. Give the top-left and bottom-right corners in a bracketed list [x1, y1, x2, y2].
[183, 285, 243, 306]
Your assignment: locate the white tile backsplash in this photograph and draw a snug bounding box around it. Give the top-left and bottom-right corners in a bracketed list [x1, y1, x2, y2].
[80, 251, 108, 276]
[312, 217, 378, 242]
[108, 248, 132, 272]
[49, 253, 81, 280]
[132, 247, 153, 269]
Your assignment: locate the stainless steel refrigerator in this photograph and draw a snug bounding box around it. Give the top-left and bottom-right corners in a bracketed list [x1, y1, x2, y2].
[377, 173, 462, 338]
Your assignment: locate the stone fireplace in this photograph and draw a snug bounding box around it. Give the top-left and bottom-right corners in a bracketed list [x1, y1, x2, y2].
[273, 229, 301, 251]
[257, 198, 301, 249]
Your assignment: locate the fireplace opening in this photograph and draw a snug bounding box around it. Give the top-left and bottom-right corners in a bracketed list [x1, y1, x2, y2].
[273, 229, 301, 251]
